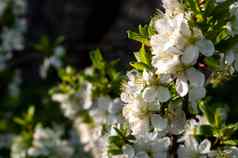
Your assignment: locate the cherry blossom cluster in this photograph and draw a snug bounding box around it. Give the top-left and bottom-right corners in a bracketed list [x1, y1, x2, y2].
[50, 1, 238, 158]
[106, 0, 238, 158]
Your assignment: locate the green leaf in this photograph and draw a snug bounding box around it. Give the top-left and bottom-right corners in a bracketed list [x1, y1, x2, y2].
[214, 108, 225, 129]
[223, 140, 238, 146]
[113, 127, 125, 138]
[108, 148, 122, 155]
[127, 31, 150, 45]
[216, 29, 231, 44]
[26, 106, 35, 123]
[54, 36, 65, 45]
[204, 57, 221, 70]
[138, 44, 151, 65]
[221, 123, 238, 138]
[185, 0, 201, 14]
[108, 136, 124, 146]
[126, 134, 136, 141]
[127, 25, 154, 45]
[90, 49, 106, 70]
[198, 101, 215, 124]
[195, 125, 214, 137]
[14, 117, 26, 126]
[203, 0, 216, 16]
[130, 62, 148, 71]
[139, 25, 148, 36]
[33, 36, 51, 54]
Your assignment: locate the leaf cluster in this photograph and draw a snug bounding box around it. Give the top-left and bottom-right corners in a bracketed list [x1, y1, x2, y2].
[196, 100, 238, 147]
[107, 125, 135, 156]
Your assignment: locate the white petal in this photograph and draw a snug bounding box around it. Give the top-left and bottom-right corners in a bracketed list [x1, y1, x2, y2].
[225, 51, 235, 65]
[180, 19, 192, 37]
[121, 92, 130, 103]
[131, 119, 150, 136]
[160, 74, 173, 84]
[142, 86, 159, 103]
[230, 2, 238, 15]
[135, 152, 150, 158]
[176, 76, 189, 97]
[152, 54, 180, 74]
[186, 68, 205, 87]
[151, 114, 168, 131]
[150, 100, 161, 111]
[155, 18, 172, 34]
[186, 136, 199, 151]
[224, 147, 238, 157]
[169, 108, 186, 135]
[199, 139, 211, 154]
[189, 87, 206, 102]
[142, 70, 153, 82]
[52, 93, 68, 102]
[108, 98, 123, 114]
[123, 145, 135, 158]
[196, 39, 215, 57]
[181, 45, 199, 65]
[154, 137, 171, 151]
[127, 70, 139, 81]
[112, 155, 129, 158]
[158, 86, 171, 103]
[96, 96, 111, 111]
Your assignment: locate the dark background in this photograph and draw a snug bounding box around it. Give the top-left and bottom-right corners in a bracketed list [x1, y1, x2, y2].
[26, 0, 162, 68]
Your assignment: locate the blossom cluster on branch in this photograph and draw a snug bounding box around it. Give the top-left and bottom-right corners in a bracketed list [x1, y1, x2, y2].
[49, 0, 238, 158]
[51, 49, 123, 158]
[7, 0, 236, 158]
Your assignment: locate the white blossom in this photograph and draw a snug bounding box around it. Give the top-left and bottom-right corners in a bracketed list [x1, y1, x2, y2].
[178, 136, 211, 158]
[134, 134, 171, 158]
[162, 0, 183, 16]
[28, 126, 74, 158]
[11, 136, 28, 158]
[152, 53, 181, 74]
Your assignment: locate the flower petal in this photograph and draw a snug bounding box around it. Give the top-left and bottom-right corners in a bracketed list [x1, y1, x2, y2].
[196, 39, 215, 57]
[123, 145, 135, 158]
[181, 45, 199, 65]
[225, 51, 235, 65]
[176, 76, 189, 97]
[158, 86, 171, 103]
[186, 68, 205, 87]
[189, 87, 206, 102]
[135, 152, 150, 158]
[151, 114, 168, 131]
[198, 139, 211, 154]
[142, 86, 159, 103]
[108, 98, 123, 114]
